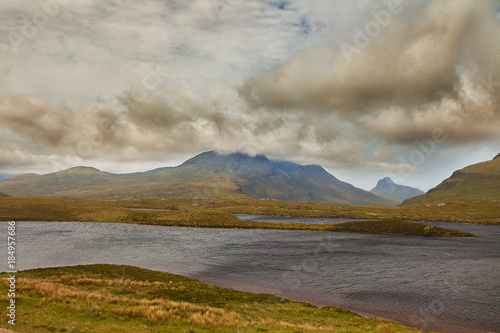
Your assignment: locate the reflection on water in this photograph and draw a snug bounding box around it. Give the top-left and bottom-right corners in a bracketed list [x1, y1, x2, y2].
[2, 220, 499, 333]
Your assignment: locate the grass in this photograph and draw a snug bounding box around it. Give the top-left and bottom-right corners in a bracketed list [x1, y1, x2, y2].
[0, 264, 434, 333]
[402, 158, 500, 205]
[117, 197, 499, 224]
[0, 197, 475, 236]
[322, 220, 473, 237]
[183, 197, 500, 224]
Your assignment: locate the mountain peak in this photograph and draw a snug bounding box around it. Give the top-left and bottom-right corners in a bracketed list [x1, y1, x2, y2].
[494, 153, 500, 160]
[371, 177, 424, 202]
[379, 177, 395, 185]
[373, 177, 396, 190]
[61, 166, 103, 174]
[182, 150, 270, 166]
[215, 150, 270, 161]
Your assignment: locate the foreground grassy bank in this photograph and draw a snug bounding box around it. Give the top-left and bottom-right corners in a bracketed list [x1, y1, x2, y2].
[0, 264, 431, 333]
[0, 197, 474, 236]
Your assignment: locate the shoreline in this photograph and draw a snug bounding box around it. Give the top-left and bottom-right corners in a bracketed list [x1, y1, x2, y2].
[3, 256, 497, 333]
[0, 264, 428, 333]
[3, 263, 493, 333]
[192, 273, 494, 333]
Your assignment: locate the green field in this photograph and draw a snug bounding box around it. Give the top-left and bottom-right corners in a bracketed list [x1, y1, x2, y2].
[0, 197, 479, 236]
[0, 264, 433, 333]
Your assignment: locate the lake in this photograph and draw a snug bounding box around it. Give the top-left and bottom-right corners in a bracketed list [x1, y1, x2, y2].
[1, 219, 499, 333]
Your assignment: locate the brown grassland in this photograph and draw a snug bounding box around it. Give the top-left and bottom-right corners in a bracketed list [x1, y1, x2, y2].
[0, 196, 486, 235]
[0, 264, 436, 333]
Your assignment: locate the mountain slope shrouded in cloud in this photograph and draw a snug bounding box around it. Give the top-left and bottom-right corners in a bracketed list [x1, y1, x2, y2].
[402, 155, 500, 205]
[0, 151, 397, 206]
[370, 177, 424, 202]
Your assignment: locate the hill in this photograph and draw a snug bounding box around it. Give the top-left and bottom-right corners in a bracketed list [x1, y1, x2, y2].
[0, 151, 396, 206]
[402, 154, 500, 205]
[370, 177, 424, 202]
[0, 192, 9, 197]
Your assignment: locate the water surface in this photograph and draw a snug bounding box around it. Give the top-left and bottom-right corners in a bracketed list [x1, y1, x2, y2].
[1, 219, 499, 333]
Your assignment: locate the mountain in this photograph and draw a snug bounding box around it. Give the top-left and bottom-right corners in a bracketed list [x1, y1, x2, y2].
[0, 173, 15, 180]
[180, 151, 397, 205]
[370, 177, 424, 202]
[0, 192, 10, 197]
[0, 150, 397, 206]
[402, 154, 500, 205]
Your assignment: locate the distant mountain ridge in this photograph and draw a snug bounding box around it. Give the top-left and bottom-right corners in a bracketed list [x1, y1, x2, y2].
[0, 150, 397, 206]
[402, 154, 500, 205]
[370, 177, 424, 202]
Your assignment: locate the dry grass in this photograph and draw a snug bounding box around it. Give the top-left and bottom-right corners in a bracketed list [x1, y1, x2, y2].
[377, 324, 396, 333]
[53, 275, 182, 289]
[0, 264, 430, 333]
[17, 277, 239, 328]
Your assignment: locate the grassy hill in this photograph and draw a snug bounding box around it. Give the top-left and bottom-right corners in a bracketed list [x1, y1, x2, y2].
[0, 162, 248, 201]
[402, 156, 500, 205]
[0, 151, 396, 206]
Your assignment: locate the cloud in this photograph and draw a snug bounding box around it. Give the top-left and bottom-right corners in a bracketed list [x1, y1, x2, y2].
[0, 95, 75, 147]
[0, 86, 369, 172]
[366, 161, 419, 175]
[0, 0, 498, 179]
[239, 0, 500, 145]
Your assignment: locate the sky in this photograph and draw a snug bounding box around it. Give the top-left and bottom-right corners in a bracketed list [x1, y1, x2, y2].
[0, 0, 499, 191]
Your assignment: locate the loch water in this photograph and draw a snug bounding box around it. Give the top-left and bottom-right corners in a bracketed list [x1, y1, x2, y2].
[2, 219, 499, 333]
